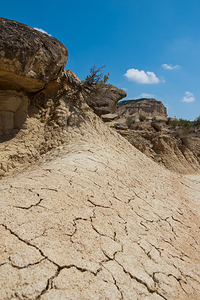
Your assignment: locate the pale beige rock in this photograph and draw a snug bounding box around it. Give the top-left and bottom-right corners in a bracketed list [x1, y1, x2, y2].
[102, 113, 119, 122]
[0, 113, 200, 299]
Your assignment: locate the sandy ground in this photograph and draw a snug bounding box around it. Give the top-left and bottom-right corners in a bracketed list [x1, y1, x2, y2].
[0, 116, 200, 299]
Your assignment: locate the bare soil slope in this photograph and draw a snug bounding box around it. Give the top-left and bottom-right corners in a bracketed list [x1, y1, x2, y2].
[1, 112, 200, 299]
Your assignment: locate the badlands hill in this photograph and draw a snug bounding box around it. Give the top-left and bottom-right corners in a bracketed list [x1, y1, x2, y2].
[0, 18, 200, 299]
[103, 99, 200, 174]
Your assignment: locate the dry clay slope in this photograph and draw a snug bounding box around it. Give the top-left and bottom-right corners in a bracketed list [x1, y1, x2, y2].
[1, 112, 200, 300]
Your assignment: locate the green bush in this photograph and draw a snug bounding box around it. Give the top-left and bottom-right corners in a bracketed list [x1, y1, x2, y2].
[181, 127, 190, 135]
[171, 120, 178, 128]
[85, 65, 109, 86]
[126, 117, 135, 127]
[81, 65, 110, 99]
[179, 118, 191, 128]
[139, 115, 146, 122]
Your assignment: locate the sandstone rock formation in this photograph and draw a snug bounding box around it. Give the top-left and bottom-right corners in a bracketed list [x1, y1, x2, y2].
[116, 98, 167, 119]
[0, 17, 68, 92]
[1, 17, 200, 300]
[84, 84, 127, 116]
[0, 17, 68, 134]
[101, 113, 119, 122]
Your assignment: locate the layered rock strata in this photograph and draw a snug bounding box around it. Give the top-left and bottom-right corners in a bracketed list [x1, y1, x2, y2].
[116, 98, 167, 119]
[0, 17, 68, 134]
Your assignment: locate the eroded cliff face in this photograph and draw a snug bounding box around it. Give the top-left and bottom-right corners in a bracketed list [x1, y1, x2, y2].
[0, 17, 127, 137]
[103, 114, 200, 174]
[104, 98, 200, 174]
[0, 17, 68, 135]
[116, 128, 200, 174]
[0, 18, 127, 177]
[116, 98, 167, 119]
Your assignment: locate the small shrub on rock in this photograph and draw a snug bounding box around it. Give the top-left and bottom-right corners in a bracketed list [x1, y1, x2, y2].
[152, 117, 157, 122]
[139, 115, 146, 122]
[126, 117, 135, 128]
[171, 120, 179, 128]
[179, 118, 191, 128]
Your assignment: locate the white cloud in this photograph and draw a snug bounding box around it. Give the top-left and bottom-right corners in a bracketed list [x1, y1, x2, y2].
[139, 93, 155, 98]
[34, 27, 52, 36]
[121, 88, 128, 91]
[162, 64, 180, 70]
[124, 68, 160, 84]
[182, 91, 195, 103]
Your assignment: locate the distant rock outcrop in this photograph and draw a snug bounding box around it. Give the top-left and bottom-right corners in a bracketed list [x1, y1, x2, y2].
[116, 98, 167, 119]
[84, 85, 127, 116]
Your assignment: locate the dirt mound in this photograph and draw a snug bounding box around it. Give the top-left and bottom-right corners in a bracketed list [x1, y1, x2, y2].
[1, 111, 200, 299]
[104, 114, 200, 174]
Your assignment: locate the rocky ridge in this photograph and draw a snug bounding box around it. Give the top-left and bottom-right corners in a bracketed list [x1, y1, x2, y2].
[0, 17, 200, 300]
[0, 18, 125, 177]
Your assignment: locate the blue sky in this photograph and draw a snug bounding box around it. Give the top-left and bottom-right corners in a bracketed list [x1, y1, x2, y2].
[1, 0, 200, 120]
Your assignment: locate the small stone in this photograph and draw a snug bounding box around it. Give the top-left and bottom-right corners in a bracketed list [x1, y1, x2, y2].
[102, 113, 119, 122]
[114, 123, 128, 130]
[0, 169, 5, 176]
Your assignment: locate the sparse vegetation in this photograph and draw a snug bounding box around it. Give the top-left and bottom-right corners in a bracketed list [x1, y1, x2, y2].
[171, 120, 179, 128]
[84, 65, 109, 86]
[152, 117, 157, 122]
[126, 117, 135, 128]
[80, 65, 110, 101]
[181, 127, 190, 135]
[139, 115, 146, 122]
[179, 118, 191, 128]
[178, 119, 191, 134]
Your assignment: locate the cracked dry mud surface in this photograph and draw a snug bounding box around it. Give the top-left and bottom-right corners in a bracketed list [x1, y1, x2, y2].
[0, 116, 200, 299]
